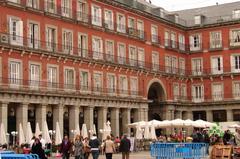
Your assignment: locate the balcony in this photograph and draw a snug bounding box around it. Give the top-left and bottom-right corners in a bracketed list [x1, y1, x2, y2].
[127, 27, 146, 41]
[229, 39, 240, 49]
[164, 39, 189, 52]
[209, 40, 223, 51]
[151, 35, 161, 45]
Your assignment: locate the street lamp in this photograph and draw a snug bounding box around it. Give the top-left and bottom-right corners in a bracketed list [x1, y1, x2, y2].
[11, 131, 18, 147]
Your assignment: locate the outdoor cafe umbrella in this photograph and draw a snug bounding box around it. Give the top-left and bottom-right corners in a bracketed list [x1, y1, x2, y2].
[75, 123, 81, 136]
[43, 121, 52, 144]
[184, 119, 195, 127]
[0, 123, 7, 145]
[106, 121, 111, 137]
[35, 122, 41, 137]
[93, 124, 97, 135]
[135, 123, 143, 140]
[150, 123, 157, 140]
[81, 124, 88, 139]
[229, 124, 240, 128]
[55, 122, 62, 145]
[128, 121, 147, 128]
[148, 120, 162, 128]
[144, 123, 150, 139]
[154, 120, 172, 128]
[194, 120, 217, 128]
[171, 119, 186, 127]
[25, 122, 33, 144]
[19, 123, 26, 145]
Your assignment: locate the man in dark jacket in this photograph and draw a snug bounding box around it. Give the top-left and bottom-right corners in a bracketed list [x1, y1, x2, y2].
[89, 134, 101, 159]
[60, 135, 72, 159]
[119, 134, 131, 159]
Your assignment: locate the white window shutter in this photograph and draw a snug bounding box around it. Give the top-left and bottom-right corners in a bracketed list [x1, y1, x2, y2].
[17, 20, 23, 45]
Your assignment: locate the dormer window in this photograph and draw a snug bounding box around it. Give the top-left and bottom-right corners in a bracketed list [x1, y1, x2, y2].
[175, 15, 179, 23]
[194, 15, 201, 25]
[233, 9, 240, 19]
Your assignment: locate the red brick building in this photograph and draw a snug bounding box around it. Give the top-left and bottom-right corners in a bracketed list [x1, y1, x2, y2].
[0, 0, 240, 139]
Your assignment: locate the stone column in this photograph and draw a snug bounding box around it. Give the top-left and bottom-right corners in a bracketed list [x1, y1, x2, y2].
[176, 111, 182, 119]
[84, 106, 94, 131]
[143, 108, 149, 121]
[98, 107, 107, 139]
[227, 109, 233, 121]
[53, 104, 64, 138]
[122, 108, 131, 136]
[206, 110, 213, 122]
[0, 102, 8, 131]
[35, 104, 47, 131]
[186, 111, 193, 120]
[110, 108, 120, 137]
[69, 105, 79, 138]
[16, 103, 28, 135]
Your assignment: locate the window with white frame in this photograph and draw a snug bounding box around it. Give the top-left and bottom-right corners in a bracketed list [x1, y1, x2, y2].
[64, 68, 75, 89]
[105, 40, 114, 62]
[171, 32, 176, 48]
[9, 17, 23, 46]
[194, 15, 201, 25]
[8, 0, 19, 3]
[230, 29, 240, 46]
[117, 13, 126, 33]
[91, 4, 102, 26]
[47, 66, 58, 88]
[138, 48, 145, 68]
[118, 43, 126, 64]
[233, 82, 240, 99]
[45, 0, 56, 13]
[62, 30, 73, 54]
[233, 10, 240, 19]
[46, 26, 57, 51]
[173, 83, 179, 101]
[192, 84, 204, 102]
[175, 15, 179, 23]
[27, 0, 39, 9]
[211, 56, 223, 74]
[107, 74, 116, 93]
[92, 37, 103, 60]
[28, 22, 39, 49]
[61, 0, 71, 17]
[152, 52, 159, 71]
[78, 33, 88, 57]
[119, 76, 128, 95]
[137, 20, 144, 39]
[164, 31, 170, 47]
[130, 77, 138, 95]
[80, 70, 89, 91]
[9, 61, 21, 86]
[30, 63, 40, 88]
[151, 25, 158, 43]
[180, 84, 187, 100]
[212, 83, 223, 101]
[179, 58, 185, 75]
[104, 10, 113, 30]
[192, 58, 203, 75]
[179, 34, 185, 51]
[165, 55, 177, 74]
[210, 31, 222, 49]
[129, 46, 137, 66]
[190, 34, 201, 51]
[128, 17, 135, 35]
[77, 0, 88, 22]
[93, 72, 102, 92]
[231, 55, 240, 72]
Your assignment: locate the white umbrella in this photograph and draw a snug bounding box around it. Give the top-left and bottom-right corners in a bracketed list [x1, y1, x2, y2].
[81, 124, 88, 139]
[43, 121, 52, 144]
[75, 123, 81, 136]
[25, 122, 33, 144]
[155, 120, 172, 128]
[128, 121, 147, 128]
[93, 124, 97, 135]
[106, 121, 111, 137]
[55, 122, 62, 145]
[184, 119, 195, 127]
[0, 123, 7, 145]
[135, 123, 143, 140]
[171, 119, 185, 127]
[194, 120, 216, 128]
[148, 120, 162, 127]
[229, 124, 240, 128]
[19, 123, 26, 145]
[144, 123, 150, 139]
[101, 122, 108, 140]
[150, 124, 157, 140]
[35, 122, 41, 137]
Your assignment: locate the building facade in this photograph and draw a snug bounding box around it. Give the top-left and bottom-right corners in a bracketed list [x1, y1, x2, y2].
[0, 0, 240, 139]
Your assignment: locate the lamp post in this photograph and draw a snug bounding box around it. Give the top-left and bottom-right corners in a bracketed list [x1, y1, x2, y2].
[11, 131, 18, 147]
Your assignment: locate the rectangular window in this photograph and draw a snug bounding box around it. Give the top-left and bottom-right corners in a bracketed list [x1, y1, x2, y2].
[104, 10, 113, 30]
[107, 74, 116, 93]
[230, 29, 240, 46]
[211, 56, 223, 74]
[128, 17, 135, 36]
[192, 85, 204, 102]
[130, 77, 138, 96]
[93, 72, 102, 93]
[170, 32, 176, 48]
[137, 20, 144, 39]
[129, 46, 137, 66]
[105, 40, 114, 62]
[233, 10, 240, 19]
[64, 68, 75, 89]
[92, 37, 103, 60]
[91, 4, 102, 26]
[45, 0, 56, 13]
[80, 71, 89, 91]
[30, 63, 40, 89]
[78, 33, 88, 57]
[117, 13, 126, 33]
[46, 26, 57, 51]
[62, 30, 73, 54]
[8, 0, 20, 3]
[212, 83, 223, 101]
[138, 48, 145, 68]
[118, 43, 126, 64]
[152, 52, 159, 71]
[9, 17, 23, 46]
[28, 22, 39, 49]
[233, 82, 240, 99]
[151, 25, 158, 43]
[210, 32, 222, 49]
[165, 55, 177, 74]
[27, 0, 39, 9]
[190, 34, 201, 51]
[194, 15, 201, 25]
[192, 58, 203, 75]
[47, 66, 58, 88]
[231, 55, 240, 72]
[179, 58, 185, 75]
[180, 84, 187, 100]
[164, 31, 170, 47]
[9, 61, 21, 86]
[77, 0, 88, 22]
[119, 76, 128, 95]
[179, 34, 185, 51]
[173, 83, 179, 101]
[61, 0, 71, 17]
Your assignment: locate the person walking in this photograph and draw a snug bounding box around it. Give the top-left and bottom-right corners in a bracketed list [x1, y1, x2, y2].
[119, 134, 131, 159]
[104, 135, 115, 159]
[60, 135, 72, 159]
[83, 137, 91, 159]
[74, 135, 84, 159]
[89, 134, 101, 159]
[31, 138, 47, 159]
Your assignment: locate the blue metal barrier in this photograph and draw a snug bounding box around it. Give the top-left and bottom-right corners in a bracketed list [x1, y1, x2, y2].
[0, 154, 39, 159]
[0, 151, 15, 154]
[150, 142, 208, 159]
